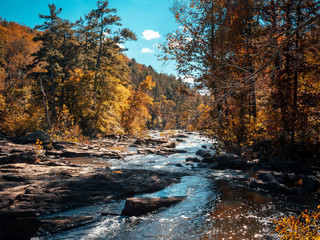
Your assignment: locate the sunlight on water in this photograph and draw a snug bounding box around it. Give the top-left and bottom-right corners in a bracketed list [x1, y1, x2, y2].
[43, 132, 307, 240]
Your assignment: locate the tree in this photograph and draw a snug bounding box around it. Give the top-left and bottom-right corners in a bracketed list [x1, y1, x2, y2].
[162, 0, 320, 147]
[33, 4, 67, 122]
[122, 75, 155, 135]
[0, 21, 43, 136]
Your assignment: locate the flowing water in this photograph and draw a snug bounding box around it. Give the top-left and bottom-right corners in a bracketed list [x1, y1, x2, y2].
[38, 132, 317, 240]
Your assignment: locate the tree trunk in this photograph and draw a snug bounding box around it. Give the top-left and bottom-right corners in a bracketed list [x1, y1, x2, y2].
[39, 77, 51, 128]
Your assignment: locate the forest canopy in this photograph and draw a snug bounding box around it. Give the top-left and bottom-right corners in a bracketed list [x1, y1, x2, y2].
[161, 0, 320, 152]
[0, 1, 207, 138]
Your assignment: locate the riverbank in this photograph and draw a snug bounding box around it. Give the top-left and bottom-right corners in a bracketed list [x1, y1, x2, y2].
[0, 133, 187, 239]
[1, 131, 320, 239]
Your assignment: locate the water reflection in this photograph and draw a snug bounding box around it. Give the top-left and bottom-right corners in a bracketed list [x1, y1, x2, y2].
[41, 132, 316, 240]
[200, 180, 276, 240]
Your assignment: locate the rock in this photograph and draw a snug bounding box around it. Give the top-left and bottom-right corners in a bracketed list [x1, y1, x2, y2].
[214, 153, 247, 170]
[38, 216, 95, 236]
[61, 149, 92, 157]
[202, 157, 215, 164]
[121, 196, 186, 216]
[0, 151, 37, 165]
[161, 141, 176, 148]
[175, 134, 189, 138]
[196, 149, 213, 158]
[201, 145, 207, 149]
[3, 174, 26, 182]
[51, 142, 66, 150]
[303, 175, 320, 193]
[156, 149, 187, 156]
[22, 130, 50, 144]
[137, 148, 157, 154]
[0, 210, 41, 240]
[0, 167, 184, 215]
[101, 212, 120, 216]
[268, 157, 313, 174]
[250, 171, 289, 194]
[186, 157, 201, 163]
[135, 139, 168, 146]
[175, 164, 183, 167]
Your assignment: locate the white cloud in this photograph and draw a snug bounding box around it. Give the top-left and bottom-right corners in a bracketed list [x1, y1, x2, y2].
[141, 47, 154, 53]
[117, 43, 125, 49]
[181, 75, 195, 84]
[142, 30, 161, 40]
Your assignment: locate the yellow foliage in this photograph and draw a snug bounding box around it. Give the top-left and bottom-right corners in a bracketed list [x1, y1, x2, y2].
[122, 76, 155, 136]
[140, 75, 155, 90]
[33, 139, 44, 155]
[274, 206, 320, 240]
[49, 105, 86, 143]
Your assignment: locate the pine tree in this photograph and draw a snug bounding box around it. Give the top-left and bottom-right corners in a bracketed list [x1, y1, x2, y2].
[33, 4, 65, 122]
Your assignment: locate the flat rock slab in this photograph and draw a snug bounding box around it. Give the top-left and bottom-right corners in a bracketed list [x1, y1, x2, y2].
[38, 216, 96, 236]
[121, 196, 186, 216]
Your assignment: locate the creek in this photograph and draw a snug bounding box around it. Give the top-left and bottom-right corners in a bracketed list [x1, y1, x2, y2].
[37, 132, 314, 240]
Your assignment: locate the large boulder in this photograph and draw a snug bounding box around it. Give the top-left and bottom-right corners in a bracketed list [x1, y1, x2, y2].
[303, 175, 320, 193]
[268, 157, 313, 174]
[121, 196, 186, 216]
[250, 171, 289, 194]
[214, 153, 247, 170]
[22, 131, 50, 144]
[196, 149, 213, 159]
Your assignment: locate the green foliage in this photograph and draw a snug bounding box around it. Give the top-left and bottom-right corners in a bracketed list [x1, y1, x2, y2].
[0, 1, 206, 139]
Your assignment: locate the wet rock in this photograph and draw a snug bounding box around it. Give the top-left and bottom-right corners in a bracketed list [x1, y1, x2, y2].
[303, 175, 320, 193]
[0, 210, 41, 240]
[201, 145, 207, 149]
[186, 157, 201, 163]
[175, 134, 189, 138]
[196, 149, 213, 158]
[268, 157, 313, 174]
[175, 164, 183, 167]
[137, 148, 157, 154]
[250, 171, 289, 194]
[121, 196, 186, 216]
[156, 149, 187, 156]
[0, 167, 184, 215]
[214, 153, 247, 170]
[161, 141, 176, 148]
[202, 157, 215, 164]
[61, 149, 92, 158]
[135, 139, 168, 146]
[38, 216, 96, 236]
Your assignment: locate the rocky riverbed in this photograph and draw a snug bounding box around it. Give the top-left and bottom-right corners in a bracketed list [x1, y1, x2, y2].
[1, 131, 320, 239]
[0, 133, 186, 239]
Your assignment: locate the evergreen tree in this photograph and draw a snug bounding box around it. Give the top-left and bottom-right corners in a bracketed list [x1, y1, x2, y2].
[33, 4, 66, 122]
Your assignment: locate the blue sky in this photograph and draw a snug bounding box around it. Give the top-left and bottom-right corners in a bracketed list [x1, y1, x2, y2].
[0, 0, 178, 76]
